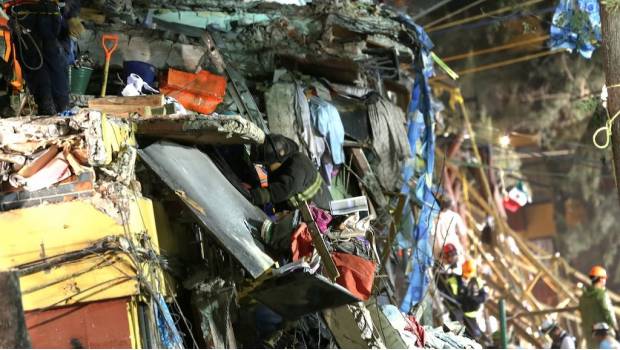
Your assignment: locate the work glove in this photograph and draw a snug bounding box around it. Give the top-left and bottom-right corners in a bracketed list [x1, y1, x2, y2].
[67, 17, 85, 39]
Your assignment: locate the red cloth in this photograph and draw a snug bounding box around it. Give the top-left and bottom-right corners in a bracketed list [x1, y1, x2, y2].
[404, 315, 426, 348]
[291, 223, 314, 261]
[331, 252, 376, 301]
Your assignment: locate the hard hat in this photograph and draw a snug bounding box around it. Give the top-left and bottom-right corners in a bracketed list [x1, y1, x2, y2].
[462, 259, 477, 278]
[589, 265, 607, 279]
[251, 134, 298, 165]
[593, 322, 610, 332]
[540, 319, 557, 334]
[443, 243, 457, 257]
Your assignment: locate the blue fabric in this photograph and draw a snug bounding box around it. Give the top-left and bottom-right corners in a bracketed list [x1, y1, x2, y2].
[154, 295, 184, 349]
[550, 0, 601, 59]
[309, 96, 345, 165]
[599, 338, 620, 349]
[397, 19, 439, 313]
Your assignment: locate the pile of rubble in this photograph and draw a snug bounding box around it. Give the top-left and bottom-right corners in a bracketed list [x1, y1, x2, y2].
[0, 1, 486, 349]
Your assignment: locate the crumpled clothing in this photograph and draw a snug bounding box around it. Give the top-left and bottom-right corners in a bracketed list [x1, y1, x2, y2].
[333, 238, 372, 261]
[382, 304, 418, 347]
[331, 252, 376, 301]
[367, 94, 410, 191]
[122, 73, 159, 96]
[295, 84, 326, 167]
[310, 205, 332, 233]
[291, 222, 314, 261]
[309, 96, 345, 165]
[550, 0, 601, 59]
[404, 315, 426, 348]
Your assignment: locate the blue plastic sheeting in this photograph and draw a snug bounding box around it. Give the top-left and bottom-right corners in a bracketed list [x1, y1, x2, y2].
[309, 96, 346, 165]
[393, 14, 439, 313]
[155, 295, 184, 349]
[550, 0, 601, 59]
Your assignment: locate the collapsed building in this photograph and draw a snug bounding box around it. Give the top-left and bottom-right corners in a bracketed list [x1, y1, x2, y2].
[0, 1, 481, 348]
[2, 0, 615, 349]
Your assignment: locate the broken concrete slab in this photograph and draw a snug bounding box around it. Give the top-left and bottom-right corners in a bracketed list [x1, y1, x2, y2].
[135, 114, 265, 145]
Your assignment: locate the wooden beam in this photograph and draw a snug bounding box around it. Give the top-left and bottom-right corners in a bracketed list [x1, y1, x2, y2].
[468, 186, 578, 304]
[88, 95, 165, 116]
[0, 271, 30, 348]
[300, 202, 340, 281]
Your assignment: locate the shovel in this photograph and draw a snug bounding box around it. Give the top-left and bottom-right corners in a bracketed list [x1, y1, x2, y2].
[100, 34, 119, 97]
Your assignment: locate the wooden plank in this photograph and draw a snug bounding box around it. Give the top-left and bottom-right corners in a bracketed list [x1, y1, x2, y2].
[88, 94, 165, 108]
[299, 202, 340, 281]
[0, 271, 30, 348]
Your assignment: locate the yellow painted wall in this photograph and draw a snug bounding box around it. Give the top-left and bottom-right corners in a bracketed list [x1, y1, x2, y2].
[0, 197, 170, 311]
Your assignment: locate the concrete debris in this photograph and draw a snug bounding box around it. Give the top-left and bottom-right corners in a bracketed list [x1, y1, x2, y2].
[0, 0, 501, 348]
[136, 113, 266, 145]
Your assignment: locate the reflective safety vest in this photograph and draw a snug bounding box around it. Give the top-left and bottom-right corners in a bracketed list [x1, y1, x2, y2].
[288, 173, 323, 208]
[463, 277, 485, 318]
[0, 17, 23, 92]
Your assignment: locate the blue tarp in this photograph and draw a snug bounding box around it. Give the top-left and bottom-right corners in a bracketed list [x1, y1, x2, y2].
[155, 295, 184, 349]
[550, 0, 601, 59]
[395, 17, 440, 313]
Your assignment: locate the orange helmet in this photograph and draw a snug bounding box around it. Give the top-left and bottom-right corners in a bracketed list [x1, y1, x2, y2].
[462, 259, 477, 278]
[443, 243, 457, 257]
[589, 265, 607, 279]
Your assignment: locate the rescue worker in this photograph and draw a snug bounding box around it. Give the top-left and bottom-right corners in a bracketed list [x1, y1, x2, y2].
[6, 0, 83, 115]
[459, 259, 487, 341]
[250, 133, 332, 212]
[436, 243, 464, 323]
[433, 194, 468, 261]
[593, 322, 620, 349]
[579, 265, 618, 348]
[539, 319, 575, 349]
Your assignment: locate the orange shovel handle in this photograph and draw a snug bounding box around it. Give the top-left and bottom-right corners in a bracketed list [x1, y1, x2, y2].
[101, 34, 119, 61]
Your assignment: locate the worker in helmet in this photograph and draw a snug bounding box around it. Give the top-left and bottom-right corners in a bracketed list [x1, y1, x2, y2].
[459, 259, 487, 341]
[539, 319, 575, 349]
[593, 322, 620, 349]
[250, 133, 331, 212]
[432, 194, 468, 262]
[579, 265, 618, 348]
[436, 243, 464, 322]
[6, 0, 84, 115]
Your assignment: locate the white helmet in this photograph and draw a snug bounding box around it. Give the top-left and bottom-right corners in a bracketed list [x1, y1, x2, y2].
[593, 322, 611, 332]
[540, 319, 557, 334]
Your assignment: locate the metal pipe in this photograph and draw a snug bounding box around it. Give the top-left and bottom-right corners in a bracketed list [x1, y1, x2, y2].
[500, 298, 508, 348]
